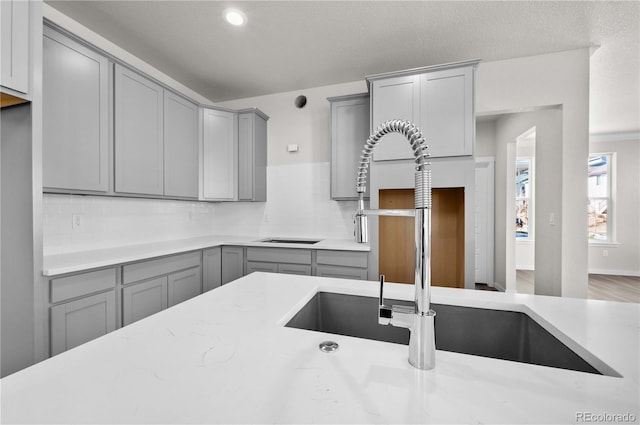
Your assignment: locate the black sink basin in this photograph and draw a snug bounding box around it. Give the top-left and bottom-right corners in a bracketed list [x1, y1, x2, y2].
[286, 292, 604, 375]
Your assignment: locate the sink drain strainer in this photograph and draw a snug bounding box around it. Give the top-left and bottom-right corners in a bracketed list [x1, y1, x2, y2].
[319, 340, 339, 353]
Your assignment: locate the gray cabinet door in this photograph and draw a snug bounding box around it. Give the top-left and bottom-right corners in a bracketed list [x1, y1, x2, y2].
[43, 27, 109, 192]
[421, 66, 474, 157]
[50, 290, 117, 356]
[168, 266, 202, 307]
[315, 265, 368, 280]
[329, 94, 370, 199]
[115, 64, 164, 196]
[238, 111, 267, 201]
[370, 74, 421, 161]
[221, 246, 244, 284]
[246, 261, 278, 274]
[202, 108, 237, 200]
[278, 263, 312, 276]
[0, 0, 29, 94]
[203, 247, 222, 292]
[122, 276, 168, 326]
[164, 90, 198, 198]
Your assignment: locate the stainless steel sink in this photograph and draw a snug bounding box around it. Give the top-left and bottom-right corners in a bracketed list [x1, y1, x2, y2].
[285, 292, 604, 375]
[259, 238, 321, 245]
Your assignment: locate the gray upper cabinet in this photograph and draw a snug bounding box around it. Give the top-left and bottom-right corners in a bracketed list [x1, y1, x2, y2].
[115, 64, 164, 196]
[164, 91, 198, 199]
[43, 26, 109, 192]
[370, 74, 421, 161]
[0, 0, 29, 95]
[420, 66, 475, 158]
[238, 109, 268, 201]
[328, 93, 370, 200]
[367, 61, 478, 161]
[202, 108, 237, 201]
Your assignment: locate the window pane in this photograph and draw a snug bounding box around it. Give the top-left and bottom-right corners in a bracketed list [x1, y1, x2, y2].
[588, 155, 608, 198]
[588, 199, 608, 241]
[516, 160, 530, 198]
[516, 199, 529, 238]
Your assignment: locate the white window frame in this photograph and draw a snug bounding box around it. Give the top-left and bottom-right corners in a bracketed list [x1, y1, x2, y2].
[515, 157, 534, 241]
[588, 152, 615, 244]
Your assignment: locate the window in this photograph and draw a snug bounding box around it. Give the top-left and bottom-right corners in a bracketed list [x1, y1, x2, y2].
[515, 158, 533, 239]
[588, 153, 612, 242]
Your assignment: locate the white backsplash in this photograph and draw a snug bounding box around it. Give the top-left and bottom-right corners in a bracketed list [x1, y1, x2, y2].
[43, 162, 357, 255]
[211, 162, 357, 238]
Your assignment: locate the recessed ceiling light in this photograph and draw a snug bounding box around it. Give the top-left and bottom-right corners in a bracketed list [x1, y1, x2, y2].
[224, 9, 247, 26]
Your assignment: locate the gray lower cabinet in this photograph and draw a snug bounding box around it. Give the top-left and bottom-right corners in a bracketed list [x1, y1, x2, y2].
[163, 90, 199, 199]
[246, 248, 312, 277]
[238, 109, 268, 201]
[122, 252, 202, 324]
[315, 265, 368, 280]
[246, 261, 278, 274]
[203, 247, 222, 292]
[278, 263, 312, 276]
[168, 266, 202, 306]
[221, 246, 245, 284]
[122, 276, 168, 326]
[50, 290, 117, 356]
[328, 93, 370, 200]
[316, 250, 368, 280]
[114, 63, 164, 196]
[43, 26, 109, 192]
[49, 267, 118, 356]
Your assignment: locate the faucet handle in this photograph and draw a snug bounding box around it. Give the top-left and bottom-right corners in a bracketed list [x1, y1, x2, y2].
[378, 275, 392, 323]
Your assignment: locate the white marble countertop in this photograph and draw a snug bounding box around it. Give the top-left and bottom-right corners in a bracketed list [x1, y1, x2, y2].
[2, 273, 639, 424]
[43, 235, 370, 276]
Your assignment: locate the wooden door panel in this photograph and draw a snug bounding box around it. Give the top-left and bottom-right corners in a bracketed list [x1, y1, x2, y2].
[379, 188, 464, 288]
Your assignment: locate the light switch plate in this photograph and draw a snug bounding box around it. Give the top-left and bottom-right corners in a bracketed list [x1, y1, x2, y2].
[287, 144, 299, 152]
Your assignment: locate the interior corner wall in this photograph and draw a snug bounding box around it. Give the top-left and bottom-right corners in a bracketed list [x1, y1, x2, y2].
[477, 48, 591, 298]
[216, 80, 367, 166]
[493, 109, 563, 295]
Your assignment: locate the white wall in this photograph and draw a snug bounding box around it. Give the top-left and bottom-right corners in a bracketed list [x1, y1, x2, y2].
[588, 134, 640, 276]
[476, 119, 497, 157]
[214, 81, 369, 239]
[477, 49, 591, 298]
[217, 81, 367, 165]
[492, 109, 563, 295]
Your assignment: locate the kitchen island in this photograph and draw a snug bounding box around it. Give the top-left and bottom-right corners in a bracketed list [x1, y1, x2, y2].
[2, 272, 639, 424]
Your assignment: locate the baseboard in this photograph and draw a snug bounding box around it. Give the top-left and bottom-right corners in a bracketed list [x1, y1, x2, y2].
[588, 268, 640, 277]
[493, 282, 506, 292]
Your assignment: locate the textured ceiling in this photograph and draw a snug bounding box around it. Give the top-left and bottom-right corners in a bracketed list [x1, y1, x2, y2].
[46, 1, 640, 134]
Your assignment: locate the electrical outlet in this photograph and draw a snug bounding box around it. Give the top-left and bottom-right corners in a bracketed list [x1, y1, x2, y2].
[71, 213, 83, 231]
[549, 213, 556, 226]
[602, 250, 609, 257]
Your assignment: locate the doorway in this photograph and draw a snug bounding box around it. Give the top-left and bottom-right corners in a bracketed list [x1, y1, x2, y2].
[379, 188, 465, 287]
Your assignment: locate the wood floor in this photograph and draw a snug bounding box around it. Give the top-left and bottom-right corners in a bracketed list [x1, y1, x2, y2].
[515, 270, 640, 303]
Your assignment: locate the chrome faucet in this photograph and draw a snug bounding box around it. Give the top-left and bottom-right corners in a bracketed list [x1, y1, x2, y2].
[354, 120, 435, 370]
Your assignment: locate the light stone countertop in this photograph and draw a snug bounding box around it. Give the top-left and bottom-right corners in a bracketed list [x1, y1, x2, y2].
[43, 235, 370, 276]
[2, 272, 639, 424]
